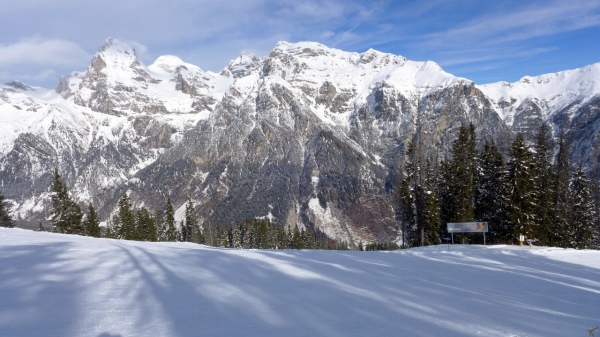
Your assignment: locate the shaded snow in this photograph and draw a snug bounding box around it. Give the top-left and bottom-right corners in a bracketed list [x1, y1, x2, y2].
[1, 228, 598, 337]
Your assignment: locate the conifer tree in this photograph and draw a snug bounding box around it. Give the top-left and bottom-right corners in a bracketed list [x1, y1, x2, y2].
[591, 164, 600, 249]
[164, 198, 177, 241]
[292, 225, 303, 249]
[507, 134, 537, 242]
[399, 137, 445, 246]
[233, 222, 246, 248]
[569, 164, 596, 249]
[553, 132, 571, 247]
[84, 203, 101, 238]
[0, 191, 14, 228]
[475, 140, 510, 243]
[116, 194, 136, 240]
[399, 141, 417, 240]
[50, 168, 83, 234]
[183, 199, 197, 243]
[422, 178, 441, 245]
[178, 220, 185, 242]
[155, 209, 167, 241]
[448, 123, 477, 222]
[532, 123, 557, 246]
[438, 159, 454, 227]
[136, 207, 157, 242]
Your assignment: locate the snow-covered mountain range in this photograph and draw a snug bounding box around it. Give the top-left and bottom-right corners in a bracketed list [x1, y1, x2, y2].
[1, 38, 599, 243]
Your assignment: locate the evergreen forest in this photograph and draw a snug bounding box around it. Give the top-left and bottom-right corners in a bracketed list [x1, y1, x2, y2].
[398, 123, 600, 249]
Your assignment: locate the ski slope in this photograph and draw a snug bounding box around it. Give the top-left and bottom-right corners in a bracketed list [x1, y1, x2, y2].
[1, 228, 599, 337]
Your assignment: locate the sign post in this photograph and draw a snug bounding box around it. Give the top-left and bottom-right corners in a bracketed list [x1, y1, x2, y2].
[519, 234, 525, 247]
[443, 237, 451, 250]
[447, 222, 489, 245]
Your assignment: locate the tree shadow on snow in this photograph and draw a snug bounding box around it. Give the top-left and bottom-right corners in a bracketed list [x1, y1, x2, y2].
[0, 241, 93, 337]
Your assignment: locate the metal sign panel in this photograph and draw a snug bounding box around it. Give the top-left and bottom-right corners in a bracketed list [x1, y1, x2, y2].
[447, 222, 488, 233]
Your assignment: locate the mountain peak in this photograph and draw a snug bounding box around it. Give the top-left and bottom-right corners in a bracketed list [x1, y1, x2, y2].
[224, 53, 262, 78]
[99, 38, 135, 54]
[5, 81, 33, 91]
[149, 55, 190, 73]
[274, 41, 328, 52]
[96, 38, 138, 65]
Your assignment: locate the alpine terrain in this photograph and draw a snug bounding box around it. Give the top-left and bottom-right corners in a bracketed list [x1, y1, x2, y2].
[1, 38, 599, 244]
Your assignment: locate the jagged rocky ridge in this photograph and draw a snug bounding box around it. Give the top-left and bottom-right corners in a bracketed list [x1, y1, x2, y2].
[0, 38, 598, 244]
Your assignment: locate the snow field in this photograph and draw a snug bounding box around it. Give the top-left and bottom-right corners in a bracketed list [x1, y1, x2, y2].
[1, 228, 599, 337]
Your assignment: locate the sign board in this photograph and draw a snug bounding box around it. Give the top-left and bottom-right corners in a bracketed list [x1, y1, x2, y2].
[447, 222, 488, 233]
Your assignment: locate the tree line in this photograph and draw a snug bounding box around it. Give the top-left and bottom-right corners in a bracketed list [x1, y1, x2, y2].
[399, 123, 600, 249]
[3, 123, 598, 252]
[41, 168, 349, 250]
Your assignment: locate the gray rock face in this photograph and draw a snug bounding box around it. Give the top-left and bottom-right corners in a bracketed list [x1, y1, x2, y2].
[0, 39, 599, 244]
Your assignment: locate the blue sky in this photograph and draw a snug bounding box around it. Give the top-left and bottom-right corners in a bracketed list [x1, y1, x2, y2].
[1, 0, 599, 88]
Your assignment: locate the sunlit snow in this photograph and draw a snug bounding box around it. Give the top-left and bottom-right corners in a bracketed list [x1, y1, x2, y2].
[1, 228, 598, 337]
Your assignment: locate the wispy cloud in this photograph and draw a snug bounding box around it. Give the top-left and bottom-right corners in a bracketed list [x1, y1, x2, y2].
[0, 0, 599, 87]
[0, 38, 89, 67]
[420, 0, 600, 49]
[438, 47, 558, 67]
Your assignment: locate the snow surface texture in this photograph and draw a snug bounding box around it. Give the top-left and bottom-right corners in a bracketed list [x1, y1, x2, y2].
[1, 228, 599, 337]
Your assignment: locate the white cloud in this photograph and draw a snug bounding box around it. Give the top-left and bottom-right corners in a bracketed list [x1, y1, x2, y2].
[0, 38, 90, 68]
[421, 0, 600, 49]
[0, 0, 598, 86]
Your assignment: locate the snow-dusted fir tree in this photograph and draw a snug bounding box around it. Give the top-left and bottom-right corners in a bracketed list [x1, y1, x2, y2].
[399, 139, 441, 246]
[183, 199, 198, 243]
[422, 177, 441, 245]
[532, 123, 557, 246]
[439, 124, 477, 226]
[136, 207, 157, 242]
[50, 169, 83, 234]
[83, 203, 101, 238]
[164, 198, 177, 242]
[475, 140, 510, 243]
[116, 194, 136, 240]
[233, 222, 246, 248]
[507, 134, 537, 242]
[569, 164, 596, 249]
[591, 165, 600, 249]
[0, 191, 14, 228]
[399, 140, 418, 243]
[553, 132, 571, 247]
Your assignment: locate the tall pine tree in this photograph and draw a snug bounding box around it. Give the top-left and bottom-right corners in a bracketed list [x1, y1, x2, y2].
[441, 123, 477, 224]
[553, 132, 571, 247]
[532, 123, 556, 246]
[591, 164, 600, 249]
[507, 134, 537, 242]
[50, 168, 83, 234]
[164, 198, 177, 241]
[0, 191, 14, 228]
[569, 165, 596, 249]
[399, 139, 442, 246]
[183, 199, 197, 242]
[136, 207, 157, 242]
[83, 203, 101, 238]
[115, 194, 136, 240]
[475, 140, 510, 243]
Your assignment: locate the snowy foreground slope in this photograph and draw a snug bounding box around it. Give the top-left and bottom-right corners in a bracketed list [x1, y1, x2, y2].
[1, 228, 599, 337]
